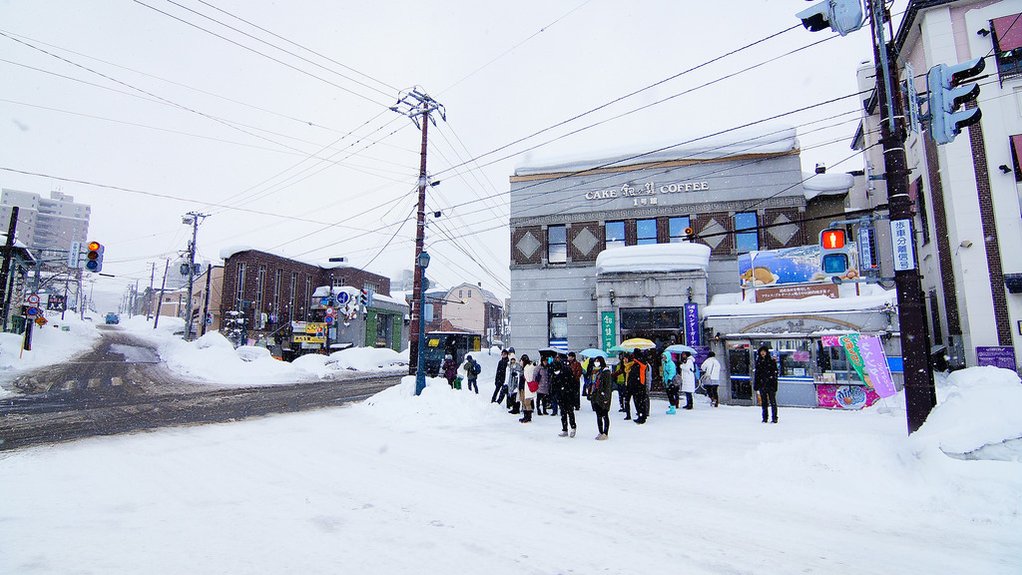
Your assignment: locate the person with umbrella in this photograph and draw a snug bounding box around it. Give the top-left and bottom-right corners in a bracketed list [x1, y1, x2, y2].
[552, 353, 576, 437]
[679, 351, 696, 410]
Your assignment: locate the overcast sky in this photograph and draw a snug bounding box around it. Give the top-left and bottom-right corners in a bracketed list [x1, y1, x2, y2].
[0, 0, 887, 311]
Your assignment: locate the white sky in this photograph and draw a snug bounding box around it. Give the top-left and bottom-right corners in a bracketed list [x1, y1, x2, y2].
[0, 0, 888, 310]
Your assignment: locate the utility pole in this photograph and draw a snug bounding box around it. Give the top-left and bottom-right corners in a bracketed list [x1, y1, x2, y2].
[146, 261, 155, 321]
[0, 207, 19, 332]
[182, 211, 208, 340]
[390, 89, 445, 376]
[200, 263, 213, 336]
[867, 0, 936, 433]
[154, 258, 169, 329]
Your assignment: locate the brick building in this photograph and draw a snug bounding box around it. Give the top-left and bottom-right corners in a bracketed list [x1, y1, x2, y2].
[219, 248, 404, 349]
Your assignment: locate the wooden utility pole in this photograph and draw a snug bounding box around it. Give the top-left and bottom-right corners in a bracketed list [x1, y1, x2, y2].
[391, 89, 445, 376]
[154, 258, 170, 329]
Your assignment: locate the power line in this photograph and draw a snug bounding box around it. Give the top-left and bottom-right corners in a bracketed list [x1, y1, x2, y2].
[194, 0, 399, 94]
[130, 0, 393, 108]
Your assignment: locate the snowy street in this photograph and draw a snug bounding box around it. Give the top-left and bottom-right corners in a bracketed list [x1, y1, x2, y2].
[2, 350, 1020, 574]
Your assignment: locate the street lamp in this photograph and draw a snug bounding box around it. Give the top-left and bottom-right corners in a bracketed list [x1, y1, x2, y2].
[415, 251, 430, 395]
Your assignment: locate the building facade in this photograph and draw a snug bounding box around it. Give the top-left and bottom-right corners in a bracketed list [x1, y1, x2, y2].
[437, 282, 505, 345]
[219, 249, 405, 350]
[853, 0, 1022, 373]
[0, 189, 90, 256]
[509, 128, 850, 354]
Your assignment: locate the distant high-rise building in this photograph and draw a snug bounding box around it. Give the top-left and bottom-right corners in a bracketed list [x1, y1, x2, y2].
[0, 189, 91, 255]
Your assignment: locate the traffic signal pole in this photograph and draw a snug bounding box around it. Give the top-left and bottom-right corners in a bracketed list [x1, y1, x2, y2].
[867, 0, 937, 433]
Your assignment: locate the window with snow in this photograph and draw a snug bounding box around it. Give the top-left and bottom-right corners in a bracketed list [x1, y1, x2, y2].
[636, 219, 657, 245]
[547, 225, 567, 264]
[734, 212, 759, 253]
[605, 221, 625, 250]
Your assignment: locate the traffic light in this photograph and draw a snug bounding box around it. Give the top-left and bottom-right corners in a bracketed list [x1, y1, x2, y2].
[927, 58, 985, 145]
[359, 289, 368, 307]
[85, 241, 104, 272]
[796, 0, 864, 36]
[819, 228, 849, 275]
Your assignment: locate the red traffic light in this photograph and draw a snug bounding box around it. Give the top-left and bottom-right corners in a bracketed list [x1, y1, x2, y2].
[820, 229, 846, 250]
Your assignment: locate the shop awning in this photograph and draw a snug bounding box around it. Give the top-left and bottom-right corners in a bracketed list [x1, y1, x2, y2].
[993, 14, 1022, 52]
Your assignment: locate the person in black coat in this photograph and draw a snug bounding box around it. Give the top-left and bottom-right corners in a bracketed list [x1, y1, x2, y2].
[552, 354, 576, 437]
[491, 350, 509, 403]
[753, 345, 779, 423]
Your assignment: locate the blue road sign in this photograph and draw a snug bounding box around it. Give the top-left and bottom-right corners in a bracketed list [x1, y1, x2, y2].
[337, 291, 350, 305]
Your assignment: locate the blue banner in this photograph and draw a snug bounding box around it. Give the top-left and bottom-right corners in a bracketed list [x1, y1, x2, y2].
[683, 303, 700, 346]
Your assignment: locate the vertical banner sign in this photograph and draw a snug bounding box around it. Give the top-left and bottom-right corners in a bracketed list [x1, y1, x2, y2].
[837, 333, 897, 397]
[600, 311, 616, 352]
[683, 303, 700, 346]
[890, 219, 915, 271]
[857, 225, 874, 271]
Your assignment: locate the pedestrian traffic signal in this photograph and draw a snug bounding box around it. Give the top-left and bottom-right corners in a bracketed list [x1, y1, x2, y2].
[359, 289, 368, 306]
[85, 241, 104, 272]
[927, 58, 985, 145]
[819, 229, 849, 275]
[796, 0, 864, 36]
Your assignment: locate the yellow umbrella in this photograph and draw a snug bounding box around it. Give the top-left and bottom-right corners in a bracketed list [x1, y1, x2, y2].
[618, 338, 656, 351]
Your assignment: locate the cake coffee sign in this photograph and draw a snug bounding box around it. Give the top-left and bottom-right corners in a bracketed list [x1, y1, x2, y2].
[583, 181, 710, 207]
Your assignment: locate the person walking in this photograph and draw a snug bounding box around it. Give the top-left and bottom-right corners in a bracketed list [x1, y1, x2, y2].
[520, 355, 537, 423]
[442, 354, 457, 388]
[663, 350, 679, 415]
[535, 356, 551, 415]
[463, 354, 481, 394]
[553, 354, 577, 437]
[635, 352, 651, 423]
[491, 349, 509, 403]
[590, 356, 613, 440]
[567, 352, 584, 411]
[700, 351, 722, 407]
[506, 356, 523, 414]
[612, 354, 629, 414]
[754, 345, 778, 423]
[679, 351, 696, 410]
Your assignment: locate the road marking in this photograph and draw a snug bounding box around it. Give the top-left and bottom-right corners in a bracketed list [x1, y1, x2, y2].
[87, 378, 102, 389]
[62, 380, 76, 391]
[111, 377, 124, 387]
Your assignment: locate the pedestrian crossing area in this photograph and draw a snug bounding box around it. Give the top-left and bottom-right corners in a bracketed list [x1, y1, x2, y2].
[49, 377, 130, 393]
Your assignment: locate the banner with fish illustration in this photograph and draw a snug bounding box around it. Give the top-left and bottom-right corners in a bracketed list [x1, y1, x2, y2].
[738, 245, 859, 288]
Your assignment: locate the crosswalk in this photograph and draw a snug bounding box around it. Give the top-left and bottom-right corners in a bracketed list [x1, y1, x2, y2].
[50, 377, 130, 393]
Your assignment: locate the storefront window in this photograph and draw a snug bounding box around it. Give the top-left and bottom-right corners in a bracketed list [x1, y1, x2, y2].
[548, 301, 568, 339]
[774, 339, 812, 378]
[605, 221, 625, 249]
[669, 216, 691, 242]
[636, 219, 657, 245]
[817, 343, 864, 384]
[734, 212, 759, 253]
[547, 225, 567, 264]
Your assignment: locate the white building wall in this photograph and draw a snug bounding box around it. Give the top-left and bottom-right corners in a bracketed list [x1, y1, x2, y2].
[509, 266, 599, 354]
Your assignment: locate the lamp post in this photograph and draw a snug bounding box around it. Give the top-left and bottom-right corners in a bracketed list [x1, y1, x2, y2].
[415, 251, 430, 395]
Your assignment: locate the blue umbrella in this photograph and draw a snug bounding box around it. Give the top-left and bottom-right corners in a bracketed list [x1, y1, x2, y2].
[579, 348, 608, 359]
[664, 344, 697, 355]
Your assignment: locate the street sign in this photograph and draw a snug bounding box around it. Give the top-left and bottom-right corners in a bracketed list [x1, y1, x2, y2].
[27, 294, 40, 305]
[337, 292, 350, 305]
[324, 316, 334, 325]
[35, 316, 47, 327]
[26, 306, 39, 317]
[68, 241, 83, 268]
[890, 219, 916, 271]
[320, 297, 331, 306]
[46, 295, 66, 311]
[325, 307, 336, 317]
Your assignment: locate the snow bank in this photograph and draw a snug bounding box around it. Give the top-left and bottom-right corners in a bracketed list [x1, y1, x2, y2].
[330, 347, 408, 371]
[911, 366, 1022, 459]
[596, 242, 711, 275]
[0, 315, 101, 395]
[357, 374, 508, 429]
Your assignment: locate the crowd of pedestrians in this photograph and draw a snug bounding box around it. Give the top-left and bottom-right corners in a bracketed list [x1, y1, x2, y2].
[475, 344, 766, 441]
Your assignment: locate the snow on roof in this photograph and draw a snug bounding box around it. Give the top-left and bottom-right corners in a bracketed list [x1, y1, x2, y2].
[371, 293, 408, 308]
[802, 172, 854, 200]
[704, 284, 896, 317]
[219, 245, 254, 260]
[515, 126, 799, 176]
[595, 242, 711, 275]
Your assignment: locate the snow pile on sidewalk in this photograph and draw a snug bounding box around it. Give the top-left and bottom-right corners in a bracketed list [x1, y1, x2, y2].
[357, 373, 508, 430]
[911, 366, 1022, 460]
[0, 315, 100, 395]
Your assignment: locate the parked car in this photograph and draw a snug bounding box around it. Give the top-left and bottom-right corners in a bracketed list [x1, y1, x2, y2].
[104, 312, 120, 325]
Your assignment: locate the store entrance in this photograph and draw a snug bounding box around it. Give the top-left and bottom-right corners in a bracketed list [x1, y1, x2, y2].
[619, 328, 683, 390]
